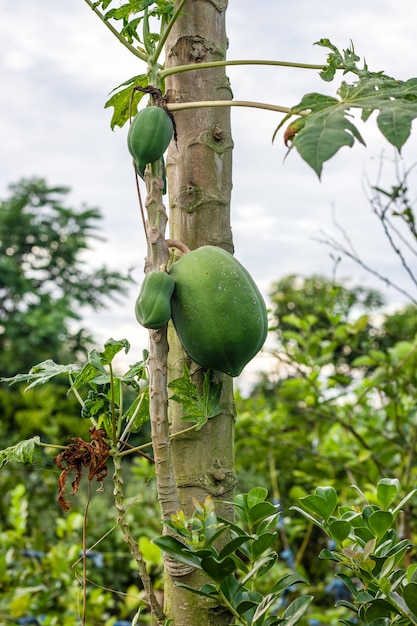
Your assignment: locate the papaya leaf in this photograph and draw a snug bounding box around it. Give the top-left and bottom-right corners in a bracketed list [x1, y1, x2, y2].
[168, 364, 223, 429]
[280, 41, 417, 177]
[98, 338, 130, 365]
[0, 436, 41, 468]
[1, 360, 80, 390]
[291, 105, 365, 178]
[105, 74, 148, 129]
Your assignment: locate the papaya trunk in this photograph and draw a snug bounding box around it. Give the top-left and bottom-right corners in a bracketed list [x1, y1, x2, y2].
[164, 1, 237, 624]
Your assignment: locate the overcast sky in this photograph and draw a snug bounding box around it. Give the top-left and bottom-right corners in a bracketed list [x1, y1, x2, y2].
[1, 1, 416, 388]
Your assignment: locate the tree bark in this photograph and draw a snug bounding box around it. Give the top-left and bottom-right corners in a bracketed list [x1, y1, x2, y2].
[164, 1, 237, 624]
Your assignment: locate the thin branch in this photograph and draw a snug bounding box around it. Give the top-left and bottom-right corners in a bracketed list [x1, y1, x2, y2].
[152, 0, 188, 63]
[315, 229, 417, 305]
[374, 208, 417, 288]
[83, 0, 147, 61]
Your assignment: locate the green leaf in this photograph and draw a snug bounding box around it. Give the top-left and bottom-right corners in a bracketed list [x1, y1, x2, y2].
[328, 519, 351, 542]
[252, 593, 277, 623]
[152, 536, 202, 569]
[270, 573, 309, 595]
[168, 365, 224, 429]
[200, 555, 235, 583]
[368, 511, 394, 538]
[284, 63, 417, 176]
[299, 486, 337, 521]
[292, 105, 364, 177]
[1, 360, 80, 390]
[98, 338, 130, 365]
[403, 582, 417, 616]
[366, 618, 390, 626]
[241, 556, 279, 586]
[336, 573, 360, 598]
[377, 478, 400, 509]
[290, 505, 324, 529]
[377, 104, 417, 150]
[0, 436, 41, 467]
[105, 74, 148, 129]
[318, 548, 342, 562]
[217, 536, 251, 560]
[247, 486, 269, 507]
[281, 595, 313, 626]
[248, 502, 277, 526]
[174, 581, 219, 599]
[392, 488, 417, 515]
[251, 533, 277, 559]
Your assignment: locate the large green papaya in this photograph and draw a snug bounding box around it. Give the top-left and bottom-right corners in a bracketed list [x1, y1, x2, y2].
[169, 246, 268, 376]
[127, 106, 173, 175]
[135, 269, 175, 330]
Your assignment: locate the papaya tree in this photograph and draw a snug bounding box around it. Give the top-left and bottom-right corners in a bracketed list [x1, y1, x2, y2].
[3, 1, 417, 624]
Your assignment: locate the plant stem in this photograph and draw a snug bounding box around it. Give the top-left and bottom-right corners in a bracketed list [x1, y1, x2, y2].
[119, 441, 153, 458]
[38, 441, 69, 451]
[83, 0, 147, 61]
[159, 57, 332, 80]
[112, 452, 165, 624]
[109, 362, 117, 446]
[167, 99, 294, 115]
[152, 0, 188, 64]
[169, 423, 198, 439]
[217, 586, 248, 626]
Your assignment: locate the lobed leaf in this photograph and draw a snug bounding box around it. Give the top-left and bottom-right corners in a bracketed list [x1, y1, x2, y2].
[105, 74, 148, 129]
[0, 436, 41, 468]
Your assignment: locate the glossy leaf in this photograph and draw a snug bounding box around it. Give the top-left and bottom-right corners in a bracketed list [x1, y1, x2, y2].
[270, 573, 309, 595]
[248, 501, 278, 525]
[328, 519, 351, 542]
[152, 536, 201, 569]
[403, 582, 417, 616]
[281, 595, 313, 626]
[200, 555, 236, 583]
[247, 486, 269, 507]
[376, 479, 399, 510]
[368, 510, 394, 537]
[299, 486, 337, 521]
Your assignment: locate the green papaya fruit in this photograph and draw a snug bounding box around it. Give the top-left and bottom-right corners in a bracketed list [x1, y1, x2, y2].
[127, 106, 173, 174]
[135, 270, 175, 330]
[169, 246, 268, 376]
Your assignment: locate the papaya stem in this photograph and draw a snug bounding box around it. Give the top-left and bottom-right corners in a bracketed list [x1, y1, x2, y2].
[167, 99, 300, 115]
[159, 57, 334, 80]
[83, 0, 147, 61]
[151, 0, 188, 64]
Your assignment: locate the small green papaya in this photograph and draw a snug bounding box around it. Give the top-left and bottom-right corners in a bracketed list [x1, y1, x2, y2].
[169, 246, 268, 376]
[135, 270, 175, 330]
[127, 106, 173, 174]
